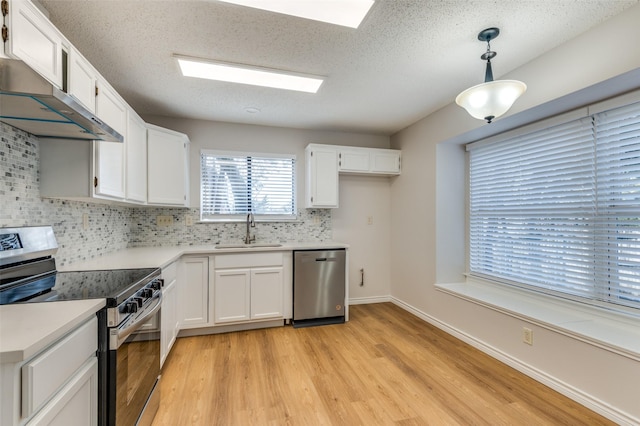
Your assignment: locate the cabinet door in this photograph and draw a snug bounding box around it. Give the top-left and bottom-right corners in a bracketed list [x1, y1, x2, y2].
[5, 0, 64, 88]
[305, 145, 338, 208]
[214, 269, 250, 324]
[160, 278, 177, 367]
[147, 125, 189, 206]
[94, 80, 126, 199]
[68, 47, 97, 113]
[338, 148, 370, 173]
[179, 257, 209, 329]
[126, 110, 147, 203]
[371, 150, 401, 174]
[250, 267, 283, 320]
[26, 358, 98, 426]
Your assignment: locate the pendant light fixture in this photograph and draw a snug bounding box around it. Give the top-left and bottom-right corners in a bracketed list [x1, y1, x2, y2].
[455, 27, 526, 123]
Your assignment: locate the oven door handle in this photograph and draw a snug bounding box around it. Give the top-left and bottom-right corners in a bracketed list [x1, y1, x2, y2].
[110, 292, 162, 350]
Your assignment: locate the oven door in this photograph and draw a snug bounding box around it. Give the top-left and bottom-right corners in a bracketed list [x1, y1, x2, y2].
[108, 294, 162, 426]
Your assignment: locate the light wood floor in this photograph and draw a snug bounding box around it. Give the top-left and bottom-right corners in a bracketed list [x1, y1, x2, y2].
[152, 303, 614, 425]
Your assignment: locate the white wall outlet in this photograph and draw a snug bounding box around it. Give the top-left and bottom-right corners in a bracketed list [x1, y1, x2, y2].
[185, 215, 194, 226]
[156, 215, 173, 227]
[522, 327, 534, 345]
[367, 216, 374, 225]
[82, 213, 89, 230]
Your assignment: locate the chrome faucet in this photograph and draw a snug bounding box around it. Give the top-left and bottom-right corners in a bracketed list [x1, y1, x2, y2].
[244, 212, 255, 244]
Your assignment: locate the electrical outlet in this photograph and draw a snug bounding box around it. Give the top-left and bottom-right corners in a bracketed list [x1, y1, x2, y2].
[522, 327, 533, 345]
[185, 215, 194, 226]
[156, 215, 173, 227]
[82, 213, 89, 230]
[367, 216, 374, 225]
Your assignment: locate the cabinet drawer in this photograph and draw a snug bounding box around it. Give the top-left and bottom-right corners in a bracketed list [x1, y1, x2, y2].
[214, 252, 283, 269]
[22, 317, 97, 417]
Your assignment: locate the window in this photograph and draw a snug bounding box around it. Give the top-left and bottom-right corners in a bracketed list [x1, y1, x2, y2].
[468, 99, 640, 312]
[200, 150, 296, 221]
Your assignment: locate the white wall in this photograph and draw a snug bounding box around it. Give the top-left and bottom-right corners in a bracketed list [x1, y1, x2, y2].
[143, 116, 393, 300]
[333, 174, 393, 302]
[389, 4, 640, 423]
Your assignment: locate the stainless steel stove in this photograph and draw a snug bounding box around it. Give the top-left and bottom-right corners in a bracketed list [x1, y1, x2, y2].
[0, 226, 163, 426]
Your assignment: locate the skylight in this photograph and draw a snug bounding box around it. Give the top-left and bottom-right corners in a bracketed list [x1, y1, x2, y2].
[175, 56, 324, 93]
[217, 0, 374, 28]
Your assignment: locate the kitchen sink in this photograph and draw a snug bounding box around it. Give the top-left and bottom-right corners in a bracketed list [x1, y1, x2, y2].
[214, 243, 283, 249]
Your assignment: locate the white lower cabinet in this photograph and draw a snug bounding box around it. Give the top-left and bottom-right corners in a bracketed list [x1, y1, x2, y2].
[213, 253, 284, 325]
[25, 358, 97, 426]
[0, 316, 98, 426]
[213, 267, 284, 323]
[250, 268, 284, 320]
[177, 256, 210, 329]
[214, 269, 250, 323]
[161, 262, 179, 367]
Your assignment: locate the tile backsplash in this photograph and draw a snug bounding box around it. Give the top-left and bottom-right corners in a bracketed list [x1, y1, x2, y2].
[1, 123, 331, 266]
[128, 207, 330, 247]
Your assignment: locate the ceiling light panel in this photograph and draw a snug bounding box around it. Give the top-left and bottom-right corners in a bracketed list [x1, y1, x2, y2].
[217, 0, 374, 28]
[175, 56, 324, 93]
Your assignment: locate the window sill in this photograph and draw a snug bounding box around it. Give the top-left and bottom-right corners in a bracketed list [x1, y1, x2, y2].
[435, 280, 640, 361]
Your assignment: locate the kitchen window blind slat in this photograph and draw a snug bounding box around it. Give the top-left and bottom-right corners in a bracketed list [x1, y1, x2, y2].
[469, 99, 640, 312]
[200, 150, 296, 221]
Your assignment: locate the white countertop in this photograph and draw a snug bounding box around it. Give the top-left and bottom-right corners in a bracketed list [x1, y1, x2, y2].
[0, 299, 105, 364]
[58, 242, 349, 271]
[1, 242, 345, 364]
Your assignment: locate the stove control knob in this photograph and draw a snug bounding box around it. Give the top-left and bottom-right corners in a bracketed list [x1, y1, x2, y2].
[141, 288, 153, 298]
[123, 301, 138, 314]
[133, 297, 144, 307]
[150, 280, 162, 291]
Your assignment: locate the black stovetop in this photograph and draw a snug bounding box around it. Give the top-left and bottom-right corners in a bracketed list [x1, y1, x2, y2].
[15, 268, 160, 307]
[53, 268, 160, 305]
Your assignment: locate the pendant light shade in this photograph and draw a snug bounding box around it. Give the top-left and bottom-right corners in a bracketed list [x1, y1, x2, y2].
[456, 80, 527, 122]
[456, 28, 526, 123]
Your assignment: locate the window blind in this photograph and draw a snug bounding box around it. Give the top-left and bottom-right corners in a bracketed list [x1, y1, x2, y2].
[469, 100, 640, 311]
[201, 151, 296, 220]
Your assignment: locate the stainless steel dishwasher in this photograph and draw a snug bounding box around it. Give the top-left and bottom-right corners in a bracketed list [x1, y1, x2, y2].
[293, 249, 346, 327]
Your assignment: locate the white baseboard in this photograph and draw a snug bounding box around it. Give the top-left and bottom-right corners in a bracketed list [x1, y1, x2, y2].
[349, 295, 391, 305]
[389, 296, 638, 426]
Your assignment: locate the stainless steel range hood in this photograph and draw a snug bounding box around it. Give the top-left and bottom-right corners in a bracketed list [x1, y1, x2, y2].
[0, 59, 123, 142]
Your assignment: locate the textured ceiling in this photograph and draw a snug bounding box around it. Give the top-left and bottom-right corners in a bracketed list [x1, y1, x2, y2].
[38, 0, 639, 135]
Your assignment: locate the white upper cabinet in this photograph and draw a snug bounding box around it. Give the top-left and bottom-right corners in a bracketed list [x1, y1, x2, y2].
[68, 46, 97, 113]
[94, 79, 126, 199]
[126, 109, 147, 204]
[338, 147, 370, 173]
[338, 146, 401, 175]
[305, 143, 401, 209]
[305, 144, 339, 208]
[370, 149, 401, 174]
[3, 0, 64, 88]
[147, 124, 190, 206]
